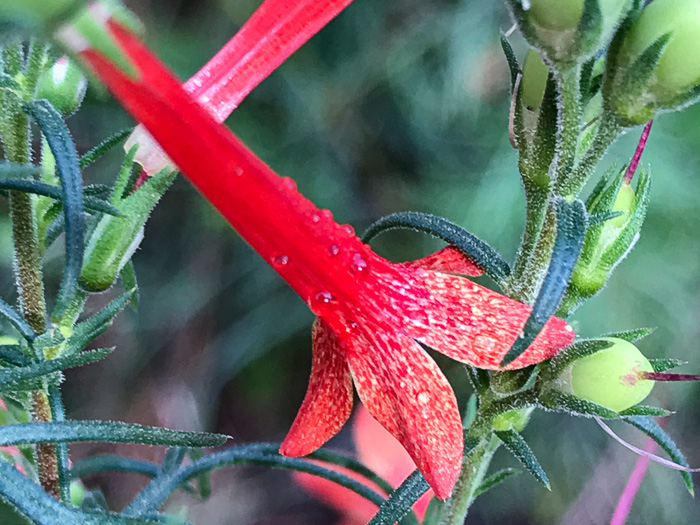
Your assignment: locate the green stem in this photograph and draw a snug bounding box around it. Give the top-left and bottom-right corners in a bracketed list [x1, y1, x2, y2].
[3, 42, 62, 501]
[24, 39, 48, 98]
[553, 66, 582, 183]
[47, 382, 71, 503]
[554, 113, 623, 198]
[437, 434, 501, 525]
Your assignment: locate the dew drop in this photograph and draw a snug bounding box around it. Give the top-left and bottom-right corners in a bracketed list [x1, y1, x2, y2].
[233, 167, 244, 176]
[417, 391, 431, 404]
[329, 244, 340, 257]
[281, 177, 297, 191]
[314, 291, 334, 304]
[342, 224, 355, 236]
[312, 213, 321, 223]
[350, 252, 368, 272]
[320, 209, 333, 221]
[272, 255, 289, 266]
[347, 320, 359, 330]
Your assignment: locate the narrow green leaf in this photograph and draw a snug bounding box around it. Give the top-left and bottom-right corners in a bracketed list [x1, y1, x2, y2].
[0, 177, 122, 215]
[601, 327, 656, 344]
[588, 210, 623, 225]
[0, 161, 40, 178]
[0, 348, 113, 392]
[79, 128, 133, 169]
[368, 470, 430, 525]
[67, 292, 131, 353]
[501, 198, 587, 367]
[0, 345, 30, 366]
[186, 449, 211, 499]
[494, 430, 550, 489]
[24, 100, 85, 320]
[465, 365, 489, 393]
[124, 444, 398, 521]
[622, 416, 694, 495]
[0, 421, 228, 448]
[540, 390, 619, 419]
[0, 458, 167, 524]
[649, 358, 688, 373]
[473, 468, 520, 499]
[544, 339, 614, 381]
[120, 261, 139, 311]
[500, 33, 520, 91]
[618, 405, 672, 417]
[162, 447, 188, 473]
[362, 211, 511, 283]
[0, 297, 36, 341]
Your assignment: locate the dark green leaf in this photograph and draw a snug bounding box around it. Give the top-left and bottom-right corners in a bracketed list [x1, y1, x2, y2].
[0, 161, 40, 178]
[0, 297, 36, 341]
[494, 430, 550, 489]
[79, 128, 134, 169]
[0, 345, 30, 366]
[368, 470, 430, 525]
[0, 420, 228, 448]
[162, 447, 188, 473]
[500, 33, 520, 91]
[465, 365, 490, 393]
[601, 327, 656, 344]
[619, 34, 671, 99]
[123, 444, 400, 521]
[618, 405, 672, 417]
[120, 261, 139, 311]
[0, 348, 113, 392]
[540, 390, 619, 419]
[501, 198, 587, 367]
[24, 100, 85, 320]
[588, 210, 623, 225]
[473, 468, 520, 498]
[67, 292, 131, 353]
[362, 211, 511, 283]
[622, 416, 694, 495]
[543, 338, 614, 381]
[0, 178, 121, 215]
[649, 358, 688, 372]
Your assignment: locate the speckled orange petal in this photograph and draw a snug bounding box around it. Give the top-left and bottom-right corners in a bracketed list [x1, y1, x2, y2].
[280, 319, 354, 456]
[405, 270, 576, 370]
[344, 327, 462, 500]
[398, 246, 484, 277]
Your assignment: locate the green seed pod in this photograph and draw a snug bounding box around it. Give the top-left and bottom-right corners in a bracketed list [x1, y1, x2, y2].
[507, 0, 631, 67]
[561, 166, 649, 314]
[605, 0, 700, 126]
[36, 57, 87, 116]
[553, 338, 654, 412]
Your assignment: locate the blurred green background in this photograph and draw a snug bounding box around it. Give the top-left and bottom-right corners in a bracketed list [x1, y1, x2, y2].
[4, 0, 700, 523]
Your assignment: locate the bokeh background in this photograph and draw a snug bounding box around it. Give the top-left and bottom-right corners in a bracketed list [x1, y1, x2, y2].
[3, 0, 700, 523]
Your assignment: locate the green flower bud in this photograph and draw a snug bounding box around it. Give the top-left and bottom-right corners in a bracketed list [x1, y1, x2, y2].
[36, 57, 87, 116]
[521, 49, 550, 111]
[553, 338, 654, 412]
[508, 0, 631, 66]
[80, 165, 176, 292]
[561, 167, 649, 313]
[605, 0, 700, 126]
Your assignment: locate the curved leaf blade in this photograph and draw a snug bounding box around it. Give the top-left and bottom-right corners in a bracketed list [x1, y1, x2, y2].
[473, 467, 520, 499]
[0, 421, 228, 448]
[0, 297, 36, 341]
[494, 430, 550, 489]
[368, 470, 430, 525]
[79, 127, 134, 169]
[362, 211, 511, 282]
[500, 198, 587, 367]
[24, 100, 85, 320]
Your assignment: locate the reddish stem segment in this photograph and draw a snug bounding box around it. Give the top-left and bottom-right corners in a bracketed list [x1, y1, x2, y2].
[624, 120, 653, 183]
[640, 372, 700, 382]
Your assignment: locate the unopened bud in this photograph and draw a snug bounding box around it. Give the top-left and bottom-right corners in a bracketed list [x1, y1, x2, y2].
[36, 57, 87, 116]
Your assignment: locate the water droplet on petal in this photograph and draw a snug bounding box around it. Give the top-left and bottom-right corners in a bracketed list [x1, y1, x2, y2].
[233, 167, 244, 176]
[417, 391, 431, 404]
[329, 244, 340, 256]
[281, 177, 297, 191]
[347, 320, 358, 330]
[315, 291, 334, 304]
[342, 224, 355, 236]
[272, 255, 289, 266]
[312, 213, 321, 223]
[350, 252, 368, 273]
[320, 209, 333, 221]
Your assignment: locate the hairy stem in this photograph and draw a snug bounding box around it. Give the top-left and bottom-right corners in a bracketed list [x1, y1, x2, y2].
[3, 42, 62, 501]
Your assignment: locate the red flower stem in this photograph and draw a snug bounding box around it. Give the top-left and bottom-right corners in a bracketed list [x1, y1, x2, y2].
[610, 438, 657, 525]
[640, 372, 700, 382]
[72, 18, 405, 322]
[624, 120, 653, 183]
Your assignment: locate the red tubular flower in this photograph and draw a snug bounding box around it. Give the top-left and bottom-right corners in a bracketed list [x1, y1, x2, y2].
[128, 0, 355, 175]
[57, 5, 575, 498]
